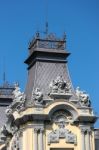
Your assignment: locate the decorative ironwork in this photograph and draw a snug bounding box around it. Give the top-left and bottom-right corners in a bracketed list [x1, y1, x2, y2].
[0, 82, 14, 98]
[28, 33, 66, 52]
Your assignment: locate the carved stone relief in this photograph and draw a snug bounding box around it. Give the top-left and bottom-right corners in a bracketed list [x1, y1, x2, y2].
[48, 110, 77, 145]
[49, 76, 71, 93]
[48, 127, 77, 145]
[52, 110, 73, 126]
[49, 76, 72, 99]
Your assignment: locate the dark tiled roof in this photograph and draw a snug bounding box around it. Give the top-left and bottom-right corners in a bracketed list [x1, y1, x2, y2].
[0, 106, 7, 128]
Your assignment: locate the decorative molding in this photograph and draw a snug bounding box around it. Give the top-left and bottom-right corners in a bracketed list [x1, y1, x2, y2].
[49, 76, 72, 99]
[76, 87, 91, 107]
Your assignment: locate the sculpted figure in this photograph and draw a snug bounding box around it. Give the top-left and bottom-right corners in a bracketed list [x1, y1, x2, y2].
[49, 76, 71, 93]
[5, 107, 12, 117]
[13, 83, 24, 101]
[32, 88, 43, 104]
[76, 87, 91, 107]
[5, 83, 26, 113]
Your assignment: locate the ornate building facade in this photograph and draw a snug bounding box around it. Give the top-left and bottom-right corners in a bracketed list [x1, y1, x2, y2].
[0, 32, 98, 150]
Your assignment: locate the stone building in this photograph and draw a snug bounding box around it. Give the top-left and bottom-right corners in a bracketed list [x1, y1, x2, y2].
[0, 32, 98, 150]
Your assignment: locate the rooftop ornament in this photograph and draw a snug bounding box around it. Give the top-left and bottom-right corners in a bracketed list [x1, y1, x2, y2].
[28, 32, 66, 53]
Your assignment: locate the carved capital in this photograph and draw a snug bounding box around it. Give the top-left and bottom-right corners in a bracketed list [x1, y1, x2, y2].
[81, 128, 86, 134]
[34, 128, 39, 133]
[40, 128, 44, 133]
[80, 125, 91, 135]
[86, 129, 91, 134]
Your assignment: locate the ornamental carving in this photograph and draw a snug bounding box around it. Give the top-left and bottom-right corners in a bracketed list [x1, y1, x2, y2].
[48, 128, 77, 145]
[13, 83, 24, 101]
[48, 110, 76, 145]
[5, 84, 26, 115]
[11, 131, 22, 150]
[0, 123, 18, 144]
[52, 110, 73, 126]
[32, 88, 43, 105]
[49, 76, 72, 99]
[49, 76, 71, 93]
[0, 126, 8, 144]
[76, 87, 91, 107]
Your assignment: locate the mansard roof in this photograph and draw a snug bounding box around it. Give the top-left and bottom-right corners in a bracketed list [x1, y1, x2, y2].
[0, 82, 15, 128]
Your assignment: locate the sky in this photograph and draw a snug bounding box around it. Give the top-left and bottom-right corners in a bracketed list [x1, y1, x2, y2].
[0, 0, 99, 126]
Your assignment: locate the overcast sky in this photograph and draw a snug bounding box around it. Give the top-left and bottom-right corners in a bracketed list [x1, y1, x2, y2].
[0, 0, 99, 126]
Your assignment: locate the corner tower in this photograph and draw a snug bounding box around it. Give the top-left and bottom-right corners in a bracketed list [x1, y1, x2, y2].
[24, 32, 74, 106]
[0, 32, 97, 150]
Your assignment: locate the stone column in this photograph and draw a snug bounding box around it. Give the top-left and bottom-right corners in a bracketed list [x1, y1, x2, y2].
[34, 128, 38, 150]
[81, 129, 86, 150]
[39, 128, 44, 150]
[86, 130, 91, 150]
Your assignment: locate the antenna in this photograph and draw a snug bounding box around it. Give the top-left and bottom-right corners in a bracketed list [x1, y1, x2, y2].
[3, 57, 6, 84]
[45, 0, 49, 36]
[45, 21, 48, 35]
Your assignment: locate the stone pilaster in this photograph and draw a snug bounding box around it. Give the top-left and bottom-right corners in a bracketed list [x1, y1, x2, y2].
[34, 128, 38, 150]
[86, 129, 91, 150]
[39, 128, 44, 150]
[81, 129, 86, 150]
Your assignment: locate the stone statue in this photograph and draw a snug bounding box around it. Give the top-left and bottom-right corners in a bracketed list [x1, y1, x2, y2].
[32, 88, 43, 105]
[76, 87, 91, 107]
[13, 83, 24, 101]
[5, 107, 13, 117]
[5, 84, 26, 114]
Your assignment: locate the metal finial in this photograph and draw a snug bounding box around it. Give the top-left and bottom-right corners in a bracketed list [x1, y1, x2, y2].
[3, 57, 6, 84]
[36, 31, 40, 38]
[63, 32, 66, 40]
[45, 22, 48, 36]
